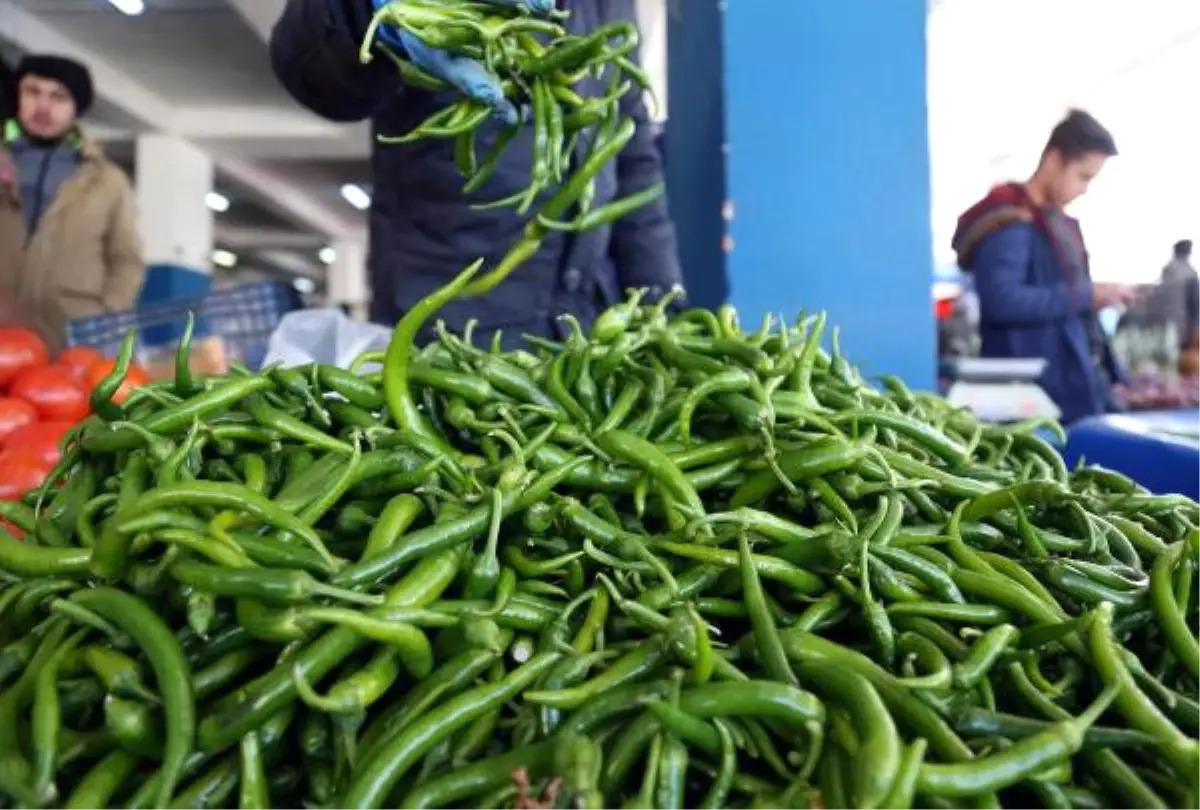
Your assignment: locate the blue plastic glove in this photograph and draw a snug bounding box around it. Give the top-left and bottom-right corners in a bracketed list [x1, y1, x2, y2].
[371, 0, 555, 125]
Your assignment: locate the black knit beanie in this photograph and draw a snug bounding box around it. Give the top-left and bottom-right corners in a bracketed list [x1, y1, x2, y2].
[14, 55, 94, 116]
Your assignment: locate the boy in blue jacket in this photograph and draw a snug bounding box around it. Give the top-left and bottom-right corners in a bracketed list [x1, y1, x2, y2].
[269, 0, 681, 346]
[951, 110, 1138, 423]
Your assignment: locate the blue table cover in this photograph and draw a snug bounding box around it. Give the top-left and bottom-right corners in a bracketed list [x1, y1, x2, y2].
[1064, 409, 1199, 500]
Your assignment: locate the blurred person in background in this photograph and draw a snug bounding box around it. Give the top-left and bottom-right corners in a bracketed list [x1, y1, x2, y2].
[951, 110, 1136, 424]
[1162, 240, 1197, 347]
[1164, 239, 1195, 284]
[0, 55, 144, 349]
[269, 0, 680, 346]
[1119, 239, 1196, 344]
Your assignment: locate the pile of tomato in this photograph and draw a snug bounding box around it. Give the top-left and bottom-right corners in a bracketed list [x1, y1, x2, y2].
[0, 328, 148, 507]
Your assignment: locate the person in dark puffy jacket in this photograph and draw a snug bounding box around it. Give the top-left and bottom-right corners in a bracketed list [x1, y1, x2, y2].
[0, 55, 14, 120]
[269, 0, 681, 346]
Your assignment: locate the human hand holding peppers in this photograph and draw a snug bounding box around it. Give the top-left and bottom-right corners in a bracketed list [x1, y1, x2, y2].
[369, 0, 556, 125]
[360, 0, 664, 295]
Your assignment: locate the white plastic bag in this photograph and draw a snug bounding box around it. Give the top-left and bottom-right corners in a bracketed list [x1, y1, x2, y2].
[262, 308, 392, 370]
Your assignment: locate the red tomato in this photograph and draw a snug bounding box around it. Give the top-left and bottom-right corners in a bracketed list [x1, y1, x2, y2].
[0, 328, 49, 388]
[0, 447, 52, 501]
[86, 359, 150, 404]
[56, 346, 104, 385]
[9, 366, 89, 421]
[0, 518, 25, 540]
[4, 421, 74, 467]
[0, 397, 38, 445]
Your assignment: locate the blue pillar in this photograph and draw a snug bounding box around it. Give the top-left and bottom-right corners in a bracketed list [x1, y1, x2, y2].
[723, 0, 935, 389]
[664, 0, 727, 311]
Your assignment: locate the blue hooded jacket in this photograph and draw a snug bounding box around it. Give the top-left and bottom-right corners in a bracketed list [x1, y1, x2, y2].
[269, 0, 681, 346]
[952, 182, 1127, 423]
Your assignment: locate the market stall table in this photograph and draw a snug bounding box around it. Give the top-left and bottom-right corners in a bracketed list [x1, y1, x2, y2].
[1063, 409, 1200, 500]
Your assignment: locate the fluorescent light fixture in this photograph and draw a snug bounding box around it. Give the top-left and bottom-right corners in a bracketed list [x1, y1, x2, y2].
[107, 0, 145, 15]
[205, 192, 230, 213]
[340, 183, 371, 211]
[293, 277, 317, 294]
[211, 249, 237, 269]
[318, 247, 337, 265]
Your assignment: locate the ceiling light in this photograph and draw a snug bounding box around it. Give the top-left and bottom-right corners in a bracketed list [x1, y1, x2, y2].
[318, 247, 337, 265]
[205, 192, 230, 213]
[211, 249, 237, 269]
[293, 277, 317, 294]
[340, 184, 371, 211]
[107, 0, 145, 15]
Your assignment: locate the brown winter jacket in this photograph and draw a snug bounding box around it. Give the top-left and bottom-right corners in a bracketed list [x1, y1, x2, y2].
[0, 128, 144, 350]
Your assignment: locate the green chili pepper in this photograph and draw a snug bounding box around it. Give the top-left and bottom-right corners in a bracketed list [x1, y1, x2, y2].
[81, 644, 160, 703]
[360, 493, 425, 561]
[245, 395, 352, 455]
[795, 661, 898, 809]
[655, 689, 688, 810]
[540, 181, 666, 234]
[169, 560, 381, 607]
[68, 588, 193, 807]
[880, 738, 927, 810]
[915, 683, 1120, 798]
[1090, 601, 1200, 780]
[952, 623, 1019, 689]
[399, 741, 555, 809]
[89, 331, 137, 421]
[333, 458, 587, 590]
[87, 452, 148, 581]
[32, 630, 84, 803]
[63, 749, 139, 809]
[382, 260, 482, 452]
[118, 480, 336, 569]
[105, 694, 163, 758]
[341, 652, 561, 808]
[738, 533, 797, 686]
[524, 641, 666, 710]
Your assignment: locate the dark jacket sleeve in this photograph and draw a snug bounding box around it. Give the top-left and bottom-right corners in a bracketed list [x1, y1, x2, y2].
[269, 0, 401, 122]
[974, 224, 1094, 327]
[607, 22, 682, 295]
[0, 55, 14, 120]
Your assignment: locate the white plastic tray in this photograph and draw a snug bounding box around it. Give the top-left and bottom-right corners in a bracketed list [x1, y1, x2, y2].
[952, 357, 1047, 383]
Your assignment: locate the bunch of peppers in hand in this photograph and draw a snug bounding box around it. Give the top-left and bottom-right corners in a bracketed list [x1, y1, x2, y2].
[362, 0, 665, 296]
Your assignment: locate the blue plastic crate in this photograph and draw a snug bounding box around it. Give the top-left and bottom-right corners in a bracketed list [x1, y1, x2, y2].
[66, 281, 304, 370]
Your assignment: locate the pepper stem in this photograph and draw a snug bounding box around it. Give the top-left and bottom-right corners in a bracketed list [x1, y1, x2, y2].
[292, 664, 350, 714]
[311, 580, 385, 607]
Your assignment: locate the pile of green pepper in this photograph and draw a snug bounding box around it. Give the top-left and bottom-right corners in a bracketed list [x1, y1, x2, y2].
[0, 272, 1198, 809]
[362, 0, 665, 297]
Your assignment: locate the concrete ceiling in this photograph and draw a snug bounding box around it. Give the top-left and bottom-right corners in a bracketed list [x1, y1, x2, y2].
[0, 0, 371, 287]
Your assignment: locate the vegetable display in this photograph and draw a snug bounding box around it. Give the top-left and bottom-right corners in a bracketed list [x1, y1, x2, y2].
[0, 271, 1197, 809]
[364, 0, 664, 296]
[1114, 372, 1200, 412]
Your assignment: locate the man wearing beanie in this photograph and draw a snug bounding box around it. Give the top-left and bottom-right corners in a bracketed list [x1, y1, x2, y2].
[0, 54, 144, 348]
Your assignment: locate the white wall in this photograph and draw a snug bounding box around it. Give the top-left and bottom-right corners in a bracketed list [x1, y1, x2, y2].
[1068, 31, 1199, 282]
[928, 0, 1200, 281]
